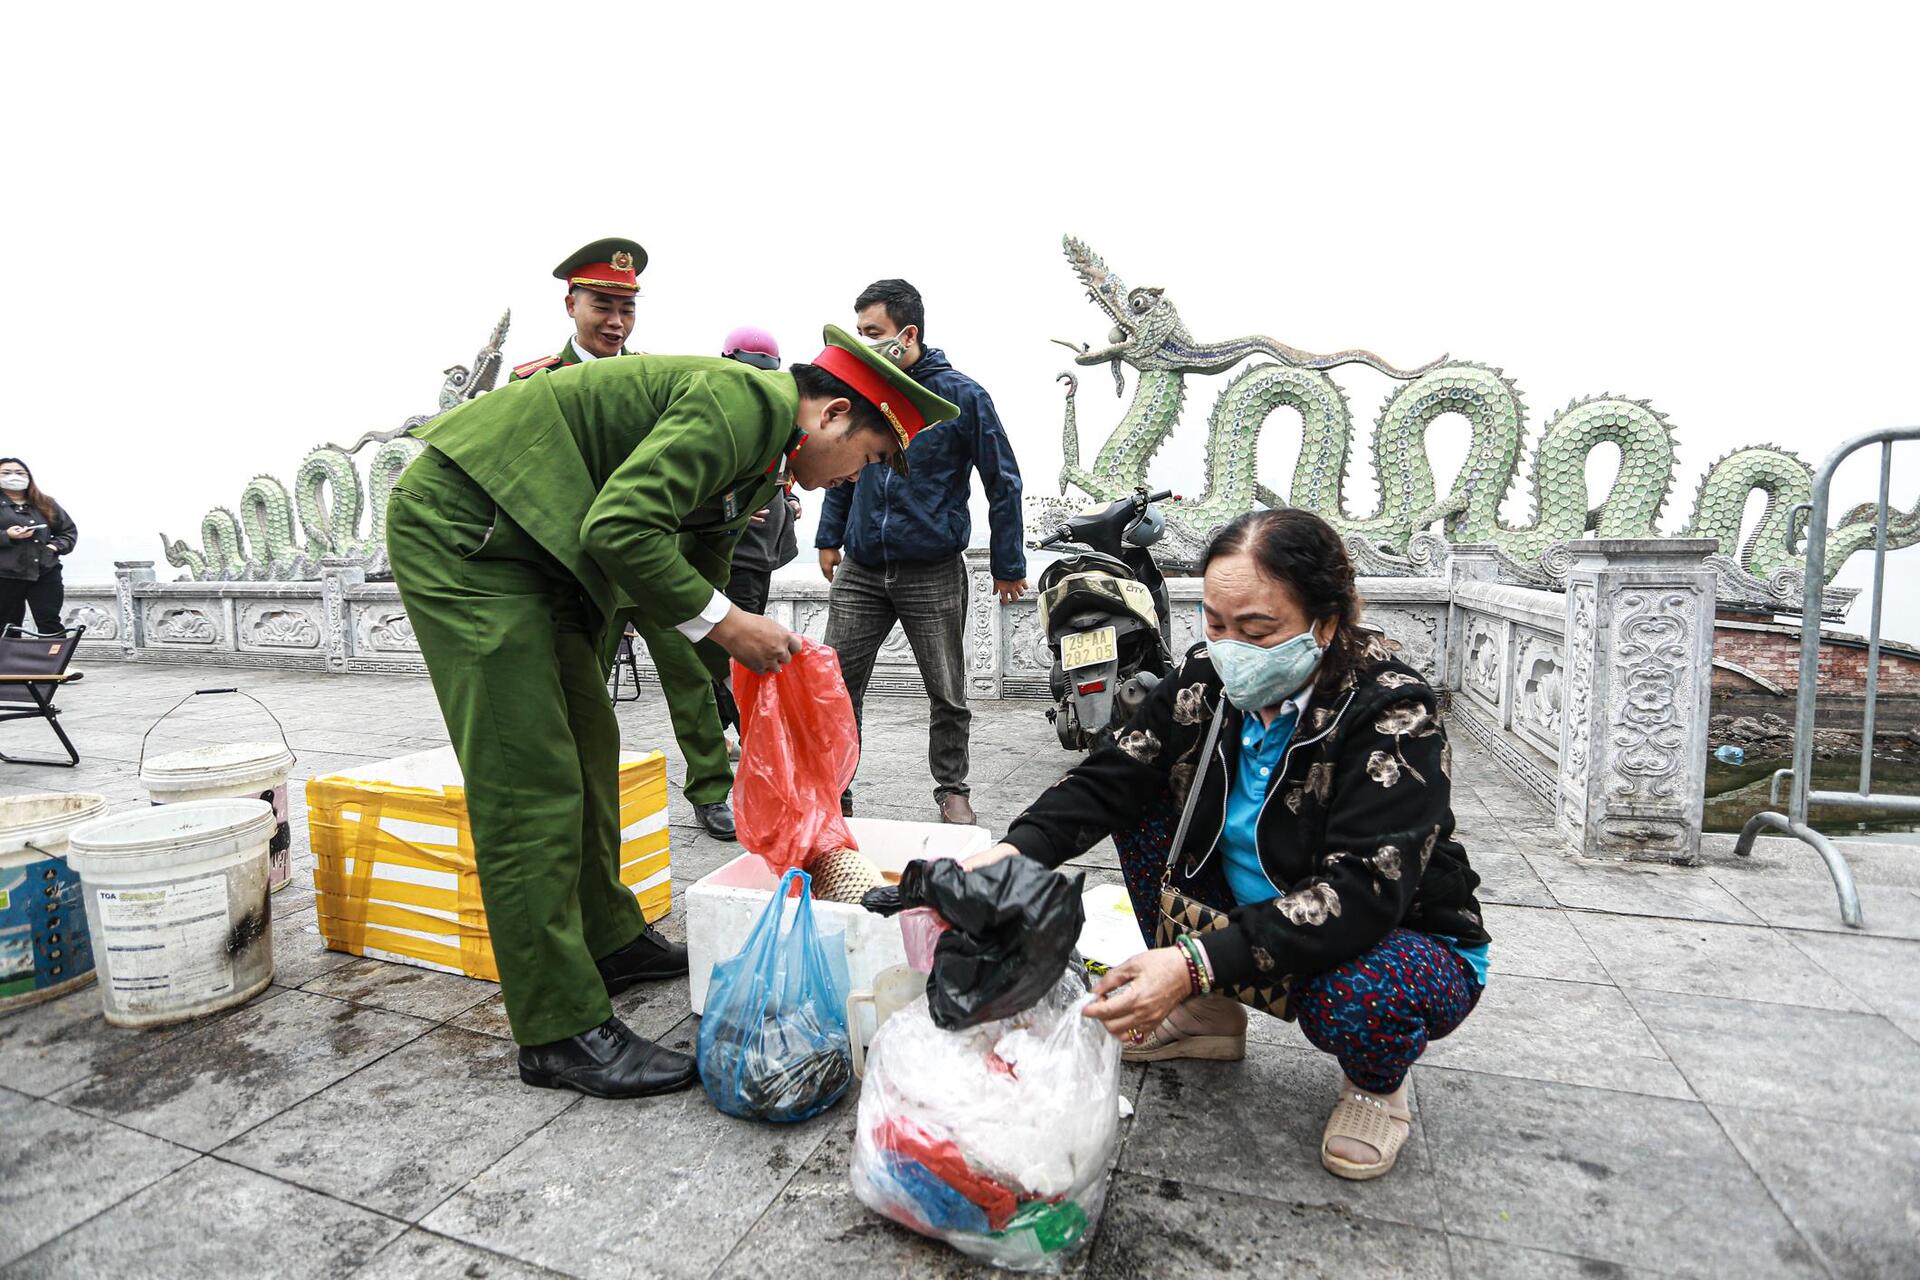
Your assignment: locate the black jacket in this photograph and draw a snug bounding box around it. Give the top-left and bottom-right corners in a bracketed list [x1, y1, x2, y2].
[1004, 639, 1488, 991]
[729, 488, 798, 575]
[0, 496, 75, 582]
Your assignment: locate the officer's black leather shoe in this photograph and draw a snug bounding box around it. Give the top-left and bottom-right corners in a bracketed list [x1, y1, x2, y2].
[595, 923, 690, 994]
[517, 1015, 698, 1098]
[694, 800, 736, 841]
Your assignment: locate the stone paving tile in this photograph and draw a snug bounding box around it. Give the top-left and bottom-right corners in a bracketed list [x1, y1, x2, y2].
[271, 911, 359, 989]
[1442, 1234, 1670, 1278]
[354, 1229, 574, 1279]
[1464, 847, 1557, 909]
[1479, 904, 1609, 983]
[1783, 927, 1920, 1042]
[1707, 871, 1920, 940]
[0, 981, 281, 1099]
[1415, 1067, 1823, 1277]
[0, 1155, 405, 1280]
[1087, 1172, 1453, 1280]
[300, 956, 497, 1022]
[1569, 913, 1870, 1011]
[1121, 1042, 1449, 1232]
[1712, 1104, 1920, 1280]
[217, 1026, 578, 1222]
[0, 1087, 198, 1268]
[419, 1037, 843, 1279]
[1527, 854, 1765, 925]
[53, 989, 434, 1151]
[1625, 988, 1920, 1131]
[451, 974, 690, 1046]
[713, 1117, 1023, 1279]
[1418, 975, 1693, 1100]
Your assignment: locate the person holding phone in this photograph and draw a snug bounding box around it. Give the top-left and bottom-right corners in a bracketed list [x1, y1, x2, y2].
[0, 458, 77, 636]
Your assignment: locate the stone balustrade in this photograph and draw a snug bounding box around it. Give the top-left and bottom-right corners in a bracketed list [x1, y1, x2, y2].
[61, 540, 1718, 863]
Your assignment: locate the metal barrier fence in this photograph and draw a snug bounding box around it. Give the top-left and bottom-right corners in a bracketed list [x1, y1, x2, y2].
[1734, 424, 1920, 927]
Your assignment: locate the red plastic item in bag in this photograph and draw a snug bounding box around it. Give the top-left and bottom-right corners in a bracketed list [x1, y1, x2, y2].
[732, 638, 861, 874]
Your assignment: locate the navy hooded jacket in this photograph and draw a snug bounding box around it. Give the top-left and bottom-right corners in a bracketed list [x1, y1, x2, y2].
[814, 346, 1026, 581]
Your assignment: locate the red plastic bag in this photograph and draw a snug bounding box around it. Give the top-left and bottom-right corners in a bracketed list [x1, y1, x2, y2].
[732, 639, 860, 873]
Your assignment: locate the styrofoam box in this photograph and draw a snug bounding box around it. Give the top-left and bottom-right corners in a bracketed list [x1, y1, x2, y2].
[686, 817, 992, 1027]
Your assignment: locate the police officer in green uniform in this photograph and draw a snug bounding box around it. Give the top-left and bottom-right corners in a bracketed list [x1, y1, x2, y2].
[510, 239, 741, 841]
[388, 325, 957, 1098]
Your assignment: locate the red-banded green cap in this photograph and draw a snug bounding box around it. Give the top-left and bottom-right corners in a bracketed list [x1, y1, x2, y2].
[552, 237, 647, 294]
[811, 323, 958, 477]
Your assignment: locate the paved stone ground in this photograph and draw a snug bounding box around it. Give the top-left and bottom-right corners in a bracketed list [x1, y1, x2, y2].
[4, 661, 1919, 1279]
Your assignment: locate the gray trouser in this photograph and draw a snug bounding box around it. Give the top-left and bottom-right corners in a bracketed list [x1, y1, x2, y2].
[824, 554, 970, 798]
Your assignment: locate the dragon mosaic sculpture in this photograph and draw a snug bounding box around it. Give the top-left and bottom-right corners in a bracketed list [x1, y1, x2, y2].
[161, 312, 511, 581]
[1040, 237, 1919, 611]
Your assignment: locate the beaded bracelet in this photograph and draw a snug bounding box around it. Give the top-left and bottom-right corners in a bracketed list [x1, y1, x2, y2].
[1175, 934, 1211, 996]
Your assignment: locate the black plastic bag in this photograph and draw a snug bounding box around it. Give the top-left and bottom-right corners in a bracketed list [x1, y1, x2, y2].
[864, 856, 1085, 1030]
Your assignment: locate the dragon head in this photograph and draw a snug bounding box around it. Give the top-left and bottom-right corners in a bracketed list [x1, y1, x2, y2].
[1057, 235, 1191, 371]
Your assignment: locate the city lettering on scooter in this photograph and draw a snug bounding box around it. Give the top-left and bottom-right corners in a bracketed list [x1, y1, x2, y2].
[1033, 487, 1177, 750]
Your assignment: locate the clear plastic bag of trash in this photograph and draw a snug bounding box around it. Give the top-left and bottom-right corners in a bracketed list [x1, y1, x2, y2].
[849, 964, 1122, 1272]
[698, 868, 853, 1123]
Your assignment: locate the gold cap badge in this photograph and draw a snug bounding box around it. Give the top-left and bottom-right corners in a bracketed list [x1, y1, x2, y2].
[610, 250, 634, 272]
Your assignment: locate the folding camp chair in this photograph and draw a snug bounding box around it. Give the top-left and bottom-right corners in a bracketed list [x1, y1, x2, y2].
[609, 624, 643, 703]
[0, 625, 84, 767]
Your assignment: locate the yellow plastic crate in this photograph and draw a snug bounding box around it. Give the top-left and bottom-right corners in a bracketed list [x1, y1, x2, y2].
[308, 747, 670, 981]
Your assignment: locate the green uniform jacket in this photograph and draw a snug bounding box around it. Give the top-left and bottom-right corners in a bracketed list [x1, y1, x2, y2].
[507, 340, 630, 382]
[416, 355, 794, 630]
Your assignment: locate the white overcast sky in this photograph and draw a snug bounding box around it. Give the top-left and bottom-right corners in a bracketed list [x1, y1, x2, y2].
[8, 3, 1917, 640]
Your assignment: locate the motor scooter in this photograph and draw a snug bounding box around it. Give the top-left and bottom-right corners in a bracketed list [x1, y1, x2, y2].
[1033, 487, 1176, 749]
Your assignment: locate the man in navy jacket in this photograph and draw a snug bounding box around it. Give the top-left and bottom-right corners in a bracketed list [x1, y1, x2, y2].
[816, 279, 1027, 824]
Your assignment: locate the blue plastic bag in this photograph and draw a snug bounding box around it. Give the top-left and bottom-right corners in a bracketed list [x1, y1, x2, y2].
[698, 868, 854, 1123]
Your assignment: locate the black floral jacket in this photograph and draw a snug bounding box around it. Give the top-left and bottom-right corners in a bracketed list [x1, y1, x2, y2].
[1003, 640, 1489, 991]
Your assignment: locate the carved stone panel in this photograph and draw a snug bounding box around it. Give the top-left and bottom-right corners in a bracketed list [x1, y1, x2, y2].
[1001, 607, 1053, 679]
[241, 605, 322, 650]
[1461, 613, 1503, 715]
[61, 603, 118, 641]
[1510, 629, 1565, 759]
[356, 606, 420, 653]
[1365, 605, 1442, 682]
[792, 601, 831, 643]
[1604, 589, 1695, 805]
[966, 553, 1001, 699]
[147, 603, 222, 646]
[1558, 584, 1596, 838]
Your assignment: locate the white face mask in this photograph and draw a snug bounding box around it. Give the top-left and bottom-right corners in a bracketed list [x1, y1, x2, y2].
[0, 476, 28, 492]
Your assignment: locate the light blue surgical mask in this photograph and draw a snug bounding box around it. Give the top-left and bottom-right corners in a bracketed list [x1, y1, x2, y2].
[1206, 618, 1323, 711]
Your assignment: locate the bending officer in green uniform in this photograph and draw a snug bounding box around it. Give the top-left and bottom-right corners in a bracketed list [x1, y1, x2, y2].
[510, 238, 741, 841]
[388, 324, 958, 1098]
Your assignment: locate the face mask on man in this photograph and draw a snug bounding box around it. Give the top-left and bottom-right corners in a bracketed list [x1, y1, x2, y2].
[1208, 624, 1323, 711]
[0, 476, 28, 492]
[864, 334, 909, 366]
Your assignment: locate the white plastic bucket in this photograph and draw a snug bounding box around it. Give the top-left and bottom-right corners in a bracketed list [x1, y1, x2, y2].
[66, 798, 277, 1027]
[143, 743, 296, 893]
[0, 792, 106, 1013]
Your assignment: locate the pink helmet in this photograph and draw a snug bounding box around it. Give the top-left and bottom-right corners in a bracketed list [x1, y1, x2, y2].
[722, 325, 780, 369]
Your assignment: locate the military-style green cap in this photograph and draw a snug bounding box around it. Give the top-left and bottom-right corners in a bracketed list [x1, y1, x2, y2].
[813, 323, 959, 478]
[552, 238, 647, 294]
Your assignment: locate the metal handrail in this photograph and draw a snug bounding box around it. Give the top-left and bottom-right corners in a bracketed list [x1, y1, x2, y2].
[1734, 424, 1920, 927]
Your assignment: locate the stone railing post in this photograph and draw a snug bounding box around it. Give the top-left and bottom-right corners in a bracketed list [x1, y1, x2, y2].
[1556, 539, 1717, 864]
[319, 559, 367, 675]
[963, 547, 1003, 700]
[1441, 544, 1501, 691]
[112, 561, 155, 660]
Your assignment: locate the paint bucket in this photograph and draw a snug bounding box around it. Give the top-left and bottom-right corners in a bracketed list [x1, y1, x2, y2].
[140, 688, 296, 894]
[0, 792, 106, 1013]
[65, 798, 276, 1028]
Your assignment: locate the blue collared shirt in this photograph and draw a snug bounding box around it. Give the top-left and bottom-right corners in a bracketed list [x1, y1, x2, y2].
[1221, 695, 1305, 908]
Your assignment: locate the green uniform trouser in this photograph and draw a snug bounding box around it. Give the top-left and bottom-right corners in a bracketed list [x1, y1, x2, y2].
[628, 615, 733, 806]
[387, 449, 645, 1046]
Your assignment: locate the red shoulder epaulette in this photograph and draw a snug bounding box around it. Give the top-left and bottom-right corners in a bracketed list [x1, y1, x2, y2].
[512, 355, 562, 378]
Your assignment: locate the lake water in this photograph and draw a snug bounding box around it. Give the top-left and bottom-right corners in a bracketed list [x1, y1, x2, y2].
[1703, 753, 1920, 836]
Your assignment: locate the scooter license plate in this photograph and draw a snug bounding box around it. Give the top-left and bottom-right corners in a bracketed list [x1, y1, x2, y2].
[1062, 626, 1118, 671]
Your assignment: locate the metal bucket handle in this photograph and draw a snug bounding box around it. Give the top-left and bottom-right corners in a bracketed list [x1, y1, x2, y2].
[139, 687, 296, 775]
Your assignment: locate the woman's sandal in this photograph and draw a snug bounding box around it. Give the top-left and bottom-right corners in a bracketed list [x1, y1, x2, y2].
[1320, 1084, 1412, 1181]
[1121, 994, 1247, 1063]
